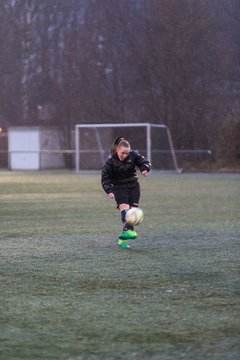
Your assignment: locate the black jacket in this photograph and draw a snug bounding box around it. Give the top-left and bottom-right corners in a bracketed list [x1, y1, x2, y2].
[101, 150, 151, 194]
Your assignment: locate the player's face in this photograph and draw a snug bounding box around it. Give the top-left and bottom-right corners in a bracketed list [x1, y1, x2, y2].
[116, 146, 130, 161]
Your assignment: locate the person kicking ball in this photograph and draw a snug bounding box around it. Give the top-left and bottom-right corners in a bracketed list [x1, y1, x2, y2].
[101, 137, 151, 249]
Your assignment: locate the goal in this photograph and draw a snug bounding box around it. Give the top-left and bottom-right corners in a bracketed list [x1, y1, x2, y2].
[75, 123, 181, 172]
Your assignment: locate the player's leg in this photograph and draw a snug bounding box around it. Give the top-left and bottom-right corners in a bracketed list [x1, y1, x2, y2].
[129, 181, 141, 208]
[117, 203, 131, 248]
[118, 203, 137, 247]
[114, 186, 130, 248]
[119, 203, 134, 231]
[114, 186, 136, 248]
[127, 181, 141, 238]
[117, 184, 138, 241]
[129, 181, 140, 209]
[118, 203, 137, 239]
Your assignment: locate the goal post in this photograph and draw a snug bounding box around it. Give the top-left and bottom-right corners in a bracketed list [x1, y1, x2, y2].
[75, 123, 181, 173]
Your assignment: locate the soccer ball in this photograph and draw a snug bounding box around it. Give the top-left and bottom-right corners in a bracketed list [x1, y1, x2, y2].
[126, 207, 144, 226]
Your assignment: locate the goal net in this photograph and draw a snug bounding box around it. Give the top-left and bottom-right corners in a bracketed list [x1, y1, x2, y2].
[75, 123, 181, 172]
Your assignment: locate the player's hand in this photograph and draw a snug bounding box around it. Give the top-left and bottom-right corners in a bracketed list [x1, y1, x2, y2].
[108, 192, 115, 199]
[141, 170, 148, 177]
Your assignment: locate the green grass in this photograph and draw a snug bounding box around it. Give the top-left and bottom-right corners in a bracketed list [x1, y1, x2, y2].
[0, 171, 239, 360]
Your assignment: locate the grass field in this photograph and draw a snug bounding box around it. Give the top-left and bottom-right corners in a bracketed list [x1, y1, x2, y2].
[0, 171, 239, 360]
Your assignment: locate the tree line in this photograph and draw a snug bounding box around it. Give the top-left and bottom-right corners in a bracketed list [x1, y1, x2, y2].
[0, 0, 239, 166]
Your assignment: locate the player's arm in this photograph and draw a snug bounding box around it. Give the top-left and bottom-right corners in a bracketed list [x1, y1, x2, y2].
[133, 151, 151, 175]
[101, 161, 114, 196]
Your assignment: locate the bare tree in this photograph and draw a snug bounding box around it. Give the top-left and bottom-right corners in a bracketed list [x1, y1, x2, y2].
[0, 0, 239, 166]
[0, 1, 42, 123]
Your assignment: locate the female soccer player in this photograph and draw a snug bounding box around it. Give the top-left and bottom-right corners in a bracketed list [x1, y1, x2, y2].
[101, 137, 151, 248]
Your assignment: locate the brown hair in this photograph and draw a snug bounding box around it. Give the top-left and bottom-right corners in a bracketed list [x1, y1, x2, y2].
[111, 137, 130, 154]
[118, 139, 130, 148]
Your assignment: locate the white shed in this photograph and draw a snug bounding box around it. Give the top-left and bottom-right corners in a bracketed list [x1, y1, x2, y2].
[8, 127, 65, 170]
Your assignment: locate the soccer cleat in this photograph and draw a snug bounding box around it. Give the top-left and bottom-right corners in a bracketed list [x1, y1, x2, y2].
[118, 230, 137, 240]
[118, 239, 130, 249]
